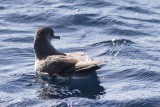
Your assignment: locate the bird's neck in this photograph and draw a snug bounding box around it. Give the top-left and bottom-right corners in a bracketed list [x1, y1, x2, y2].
[34, 38, 64, 60]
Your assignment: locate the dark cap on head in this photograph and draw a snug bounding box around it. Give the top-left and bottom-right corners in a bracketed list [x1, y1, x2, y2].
[35, 27, 60, 39]
[34, 27, 61, 59]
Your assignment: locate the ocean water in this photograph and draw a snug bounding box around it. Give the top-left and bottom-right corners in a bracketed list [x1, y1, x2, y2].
[0, 0, 160, 106]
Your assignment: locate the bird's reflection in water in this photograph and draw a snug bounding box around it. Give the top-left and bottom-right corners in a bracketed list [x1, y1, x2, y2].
[36, 71, 105, 99]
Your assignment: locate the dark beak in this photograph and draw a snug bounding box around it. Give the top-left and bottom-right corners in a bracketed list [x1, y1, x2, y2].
[52, 34, 60, 39]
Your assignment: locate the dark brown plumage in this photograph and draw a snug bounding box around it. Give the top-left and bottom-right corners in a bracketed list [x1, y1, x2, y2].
[34, 27, 106, 78]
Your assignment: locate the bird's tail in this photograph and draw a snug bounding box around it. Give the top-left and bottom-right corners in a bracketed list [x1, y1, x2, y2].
[74, 60, 107, 72]
[93, 60, 107, 65]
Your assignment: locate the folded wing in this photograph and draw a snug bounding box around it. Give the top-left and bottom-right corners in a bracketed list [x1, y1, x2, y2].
[36, 52, 106, 77]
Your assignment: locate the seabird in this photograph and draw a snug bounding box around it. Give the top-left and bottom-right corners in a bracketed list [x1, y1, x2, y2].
[34, 27, 106, 78]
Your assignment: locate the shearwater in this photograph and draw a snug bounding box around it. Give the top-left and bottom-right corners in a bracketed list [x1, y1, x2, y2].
[34, 27, 106, 78]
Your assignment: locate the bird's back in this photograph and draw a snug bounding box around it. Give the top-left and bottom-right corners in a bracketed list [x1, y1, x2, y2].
[35, 52, 106, 78]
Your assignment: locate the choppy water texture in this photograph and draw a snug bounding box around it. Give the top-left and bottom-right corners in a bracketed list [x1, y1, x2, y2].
[0, 0, 160, 106]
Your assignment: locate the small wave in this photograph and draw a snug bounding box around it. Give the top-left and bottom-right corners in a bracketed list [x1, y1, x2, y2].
[90, 39, 134, 57]
[117, 6, 155, 14]
[60, 0, 75, 3]
[0, 29, 30, 34]
[0, 47, 34, 59]
[3, 36, 33, 43]
[120, 16, 160, 24]
[0, 96, 13, 103]
[133, 69, 160, 82]
[108, 68, 160, 82]
[101, 98, 160, 107]
[96, 16, 124, 27]
[63, 13, 98, 26]
[108, 28, 148, 36]
[91, 39, 134, 47]
[0, 6, 5, 10]
[7, 98, 39, 107]
[4, 13, 46, 23]
[0, 73, 35, 93]
[76, 1, 114, 8]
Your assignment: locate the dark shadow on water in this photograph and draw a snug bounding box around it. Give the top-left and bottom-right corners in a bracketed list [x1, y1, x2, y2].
[36, 71, 105, 99]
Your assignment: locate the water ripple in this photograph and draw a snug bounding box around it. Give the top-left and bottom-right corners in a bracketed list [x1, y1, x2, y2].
[3, 36, 33, 43]
[108, 28, 148, 36]
[118, 6, 156, 14]
[0, 0, 160, 106]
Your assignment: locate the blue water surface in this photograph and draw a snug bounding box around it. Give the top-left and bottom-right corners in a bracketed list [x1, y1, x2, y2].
[0, 0, 160, 106]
